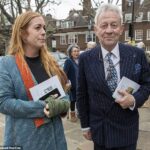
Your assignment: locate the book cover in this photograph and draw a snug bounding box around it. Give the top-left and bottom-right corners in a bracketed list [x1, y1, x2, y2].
[112, 76, 140, 99]
[29, 75, 66, 101]
[40, 88, 61, 100]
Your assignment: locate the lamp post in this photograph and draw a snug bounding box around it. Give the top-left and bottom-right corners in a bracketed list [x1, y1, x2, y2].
[128, 0, 135, 42]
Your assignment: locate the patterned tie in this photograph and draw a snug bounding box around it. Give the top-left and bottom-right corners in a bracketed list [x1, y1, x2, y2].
[106, 53, 118, 93]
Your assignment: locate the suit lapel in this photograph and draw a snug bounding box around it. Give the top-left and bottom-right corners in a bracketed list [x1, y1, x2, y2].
[93, 44, 136, 98]
[92, 46, 112, 97]
[119, 43, 136, 79]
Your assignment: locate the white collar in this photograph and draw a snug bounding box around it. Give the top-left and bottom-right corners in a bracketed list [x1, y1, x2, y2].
[101, 44, 120, 60]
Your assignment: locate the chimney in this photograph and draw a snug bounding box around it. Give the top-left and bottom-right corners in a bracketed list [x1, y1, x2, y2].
[82, 0, 92, 16]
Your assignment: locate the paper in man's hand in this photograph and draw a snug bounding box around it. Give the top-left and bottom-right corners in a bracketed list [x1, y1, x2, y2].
[112, 76, 140, 99]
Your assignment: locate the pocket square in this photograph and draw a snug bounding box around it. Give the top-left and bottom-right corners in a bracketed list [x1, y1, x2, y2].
[134, 64, 141, 74]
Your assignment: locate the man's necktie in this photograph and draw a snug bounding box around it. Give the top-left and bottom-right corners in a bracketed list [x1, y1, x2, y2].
[106, 53, 118, 93]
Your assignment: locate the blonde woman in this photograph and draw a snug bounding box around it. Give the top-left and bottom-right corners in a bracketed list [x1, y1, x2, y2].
[0, 11, 70, 150]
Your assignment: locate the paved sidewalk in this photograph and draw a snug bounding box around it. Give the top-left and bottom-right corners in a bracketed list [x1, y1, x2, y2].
[63, 107, 150, 150]
[0, 107, 150, 150]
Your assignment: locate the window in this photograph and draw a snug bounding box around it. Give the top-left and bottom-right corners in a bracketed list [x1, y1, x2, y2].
[124, 13, 132, 22]
[68, 34, 78, 44]
[147, 29, 150, 40]
[85, 32, 96, 42]
[68, 21, 74, 28]
[61, 21, 67, 28]
[146, 46, 150, 51]
[60, 35, 66, 45]
[56, 21, 60, 27]
[135, 12, 143, 22]
[125, 31, 130, 41]
[60, 21, 74, 28]
[135, 30, 143, 41]
[148, 12, 150, 21]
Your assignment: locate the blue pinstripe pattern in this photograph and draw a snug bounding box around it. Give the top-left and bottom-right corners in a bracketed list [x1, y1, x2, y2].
[77, 43, 150, 148]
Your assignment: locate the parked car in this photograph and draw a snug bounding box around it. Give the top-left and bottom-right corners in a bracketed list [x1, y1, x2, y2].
[50, 51, 68, 68]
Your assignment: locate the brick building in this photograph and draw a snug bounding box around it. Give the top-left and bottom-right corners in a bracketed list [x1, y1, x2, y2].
[47, 0, 150, 53]
[121, 0, 150, 51]
[46, 0, 97, 53]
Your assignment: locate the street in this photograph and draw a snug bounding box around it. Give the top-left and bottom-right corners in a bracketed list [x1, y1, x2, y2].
[0, 107, 150, 150]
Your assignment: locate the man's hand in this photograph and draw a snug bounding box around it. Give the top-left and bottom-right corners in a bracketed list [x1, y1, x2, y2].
[82, 130, 92, 141]
[115, 90, 135, 109]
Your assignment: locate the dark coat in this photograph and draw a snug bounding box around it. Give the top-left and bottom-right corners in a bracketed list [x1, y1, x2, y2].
[77, 43, 150, 148]
[64, 58, 78, 101]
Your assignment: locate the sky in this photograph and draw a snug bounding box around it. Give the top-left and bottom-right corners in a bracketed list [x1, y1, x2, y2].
[48, 0, 123, 20]
[48, 0, 82, 19]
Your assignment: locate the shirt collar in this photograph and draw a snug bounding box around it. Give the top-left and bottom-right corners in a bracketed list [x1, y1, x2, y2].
[101, 43, 120, 60]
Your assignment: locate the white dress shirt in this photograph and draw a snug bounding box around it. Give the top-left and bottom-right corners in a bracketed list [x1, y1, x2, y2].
[101, 43, 120, 84]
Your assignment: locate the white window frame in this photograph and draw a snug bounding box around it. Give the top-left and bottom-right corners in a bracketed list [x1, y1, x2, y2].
[60, 35, 66, 45]
[124, 13, 132, 22]
[56, 21, 60, 27]
[85, 32, 96, 42]
[68, 34, 78, 44]
[148, 12, 150, 21]
[147, 29, 150, 40]
[125, 31, 130, 41]
[61, 21, 67, 28]
[135, 12, 143, 22]
[60, 21, 74, 28]
[135, 30, 143, 41]
[68, 21, 74, 28]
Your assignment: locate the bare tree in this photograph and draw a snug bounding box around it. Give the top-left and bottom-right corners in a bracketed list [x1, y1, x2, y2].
[0, 0, 61, 25]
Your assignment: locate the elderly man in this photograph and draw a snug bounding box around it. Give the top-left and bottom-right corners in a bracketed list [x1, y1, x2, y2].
[77, 3, 150, 150]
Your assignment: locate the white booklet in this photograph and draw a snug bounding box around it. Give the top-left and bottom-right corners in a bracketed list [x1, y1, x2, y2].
[29, 75, 66, 101]
[112, 76, 140, 99]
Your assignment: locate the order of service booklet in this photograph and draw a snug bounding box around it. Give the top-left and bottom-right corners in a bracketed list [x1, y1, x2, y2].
[112, 76, 140, 99]
[29, 75, 66, 101]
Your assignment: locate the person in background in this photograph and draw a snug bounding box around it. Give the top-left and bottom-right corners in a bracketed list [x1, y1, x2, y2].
[80, 41, 96, 54]
[63, 44, 80, 122]
[86, 41, 97, 50]
[0, 11, 70, 150]
[136, 41, 145, 50]
[77, 3, 150, 150]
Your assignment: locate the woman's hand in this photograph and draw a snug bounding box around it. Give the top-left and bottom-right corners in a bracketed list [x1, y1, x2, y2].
[43, 95, 70, 118]
[44, 104, 50, 118]
[65, 80, 71, 93]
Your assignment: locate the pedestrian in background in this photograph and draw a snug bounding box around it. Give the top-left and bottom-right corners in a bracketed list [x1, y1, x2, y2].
[77, 3, 150, 150]
[136, 41, 145, 51]
[64, 44, 80, 122]
[86, 41, 97, 50]
[0, 11, 70, 150]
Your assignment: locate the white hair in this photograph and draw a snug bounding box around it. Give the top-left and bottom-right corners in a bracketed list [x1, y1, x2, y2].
[87, 41, 96, 49]
[94, 3, 123, 25]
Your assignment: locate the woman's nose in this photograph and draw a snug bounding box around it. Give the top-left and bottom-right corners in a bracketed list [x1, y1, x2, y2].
[41, 28, 46, 34]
